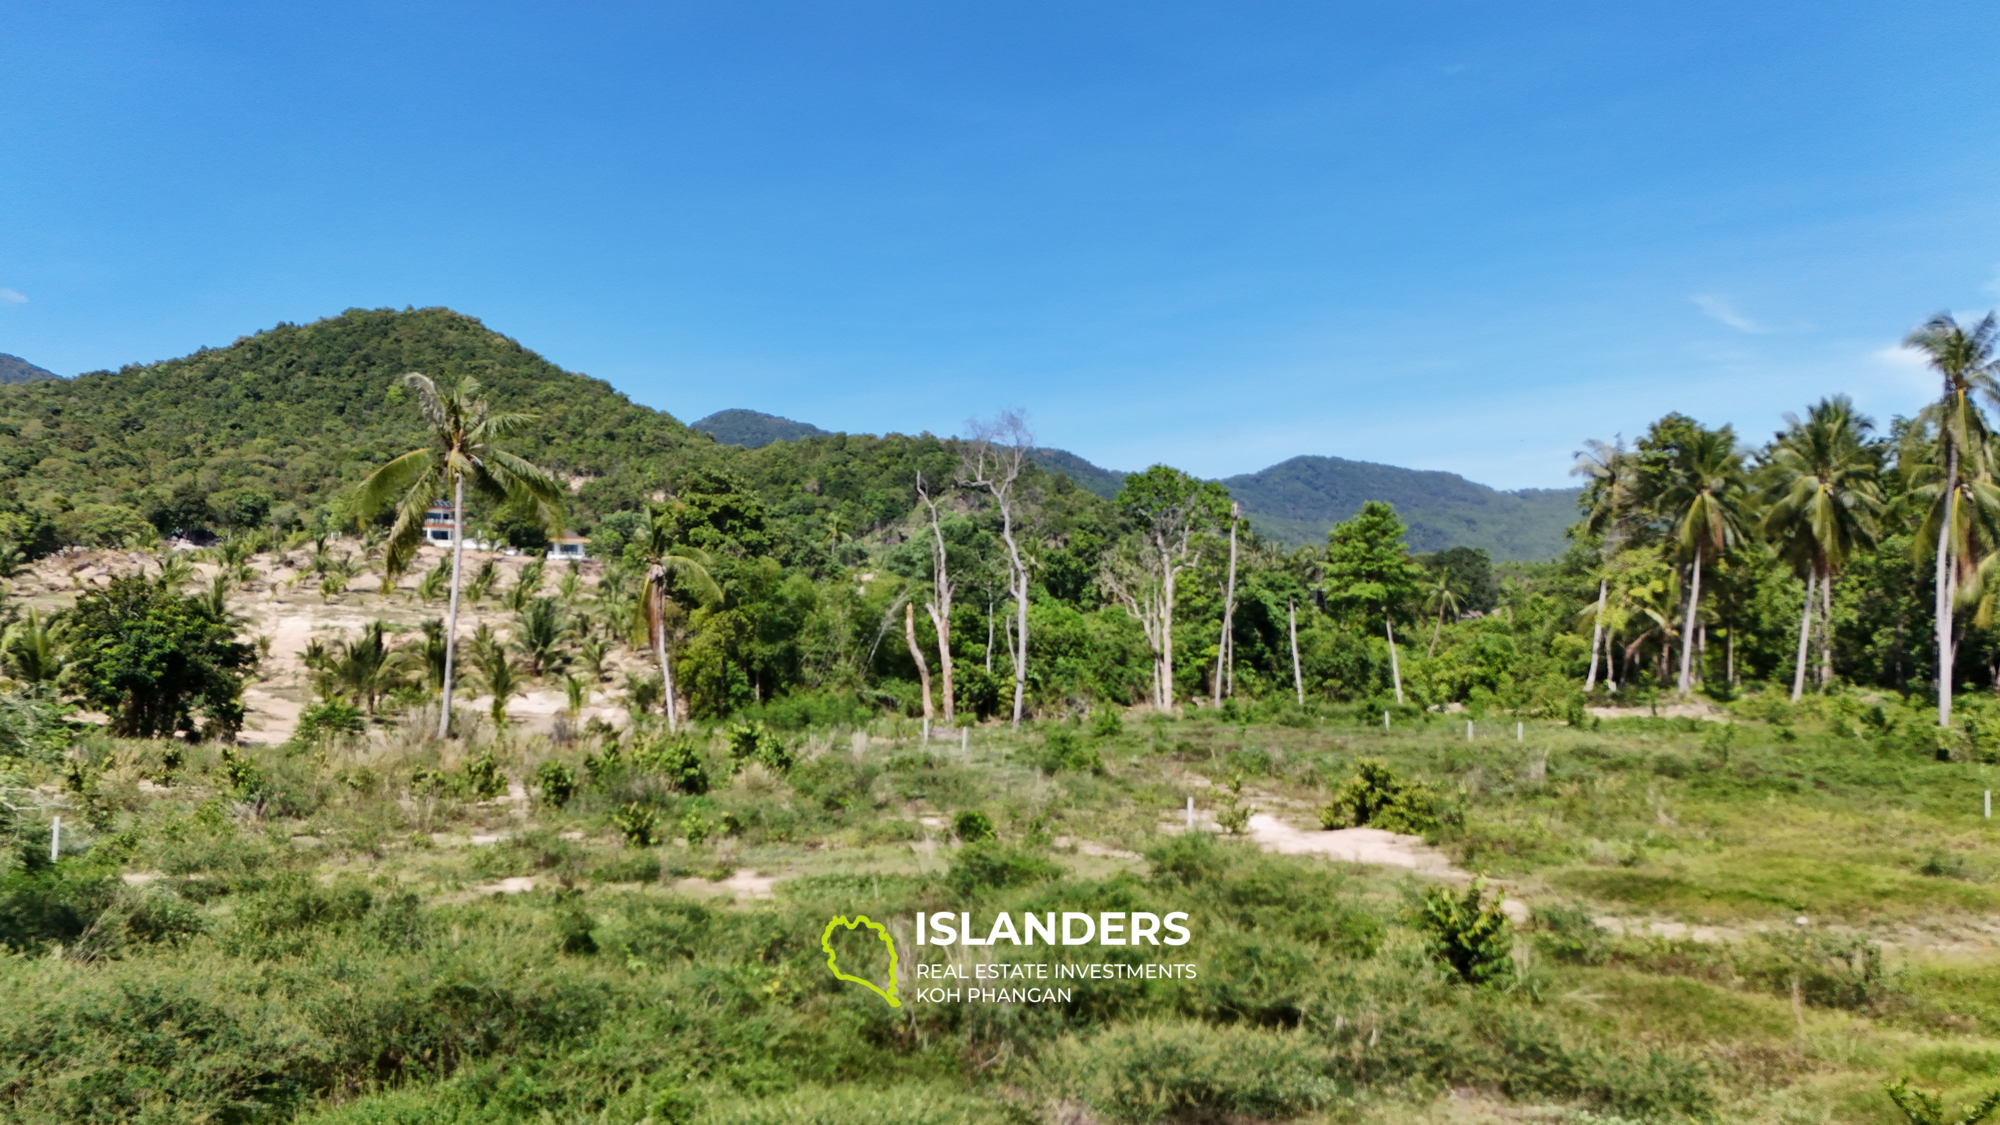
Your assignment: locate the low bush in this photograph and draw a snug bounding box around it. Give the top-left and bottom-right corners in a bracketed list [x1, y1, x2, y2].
[1032, 728, 1104, 776]
[1417, 877, 1513, 985]
[945, 841, 1063, 898]
[1319, 757, 1443, 834]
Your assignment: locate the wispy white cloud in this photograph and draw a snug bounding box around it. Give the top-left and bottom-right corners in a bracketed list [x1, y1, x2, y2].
[1690, 294, 1769, 334]
[0, 288, 25, 305]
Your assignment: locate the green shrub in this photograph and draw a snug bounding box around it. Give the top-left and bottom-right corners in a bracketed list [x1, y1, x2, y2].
[533, 760, 578, 809]
[1090, 708, 1125, 738]
[1533, 901, 1610, 965]
[294, 699, 365, 743]
[1883, 1078, 2000, 1125]
[727, 721, 793, 774]
[217, 745, 264, 797]
[1740, 931, 1899, 1011]
[612, 803, 660, 847]
[1043, 1020, 1339, 1123]
[682, 810, 713, 847]
[1416, 877, 1512, 985]
[635, 734, 710, 794]
[703, 1084, 1015, 1125]
[952, 810, 995, 843]
[1033, 728, 1104, 775]
[944, 841, 1062, 898]
[1319, 757, 1442, 834]
[462, 751, 506, 800]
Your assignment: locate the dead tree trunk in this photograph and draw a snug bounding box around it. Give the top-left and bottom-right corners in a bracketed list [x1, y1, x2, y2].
[1212, 502, 1240, 708]
[905, 601, 933, 721]
[1289, 596, 1304, 705]
[917, 471, 956, 723]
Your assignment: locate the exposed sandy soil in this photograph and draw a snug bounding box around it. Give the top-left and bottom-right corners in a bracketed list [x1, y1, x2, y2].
[15, 542, 654, 745]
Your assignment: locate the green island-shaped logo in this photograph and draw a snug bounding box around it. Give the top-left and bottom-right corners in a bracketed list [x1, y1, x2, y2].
[821, 914, 901, 1008]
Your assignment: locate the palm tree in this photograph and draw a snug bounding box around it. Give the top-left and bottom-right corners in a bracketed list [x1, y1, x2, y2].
[1572, 437, 1634, 691]
[328, 621, 406, 715]
[1420, 571, 1461, 658]
[477, 646, 524, 727]
[354, 374, 563, 738]
[1906, 313, 2000, 727]
[1658, 427, 1748, 695]
[630, 508, 722, 734]
[1760, 398, 1883, 701]
[2, 608, 63, 689]
[514, 596, 569, 677]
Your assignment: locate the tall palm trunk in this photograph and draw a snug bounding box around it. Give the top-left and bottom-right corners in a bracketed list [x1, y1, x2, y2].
[437, 474, 465, 738]
[1584, 578, 1607, 691]
[1385, 611, 1404, 705]
[1940, 443, 1960, 727]
[1677, 544, 1704, 695]
[1819, 564, 1834, 689]
[651, 582, 680, 734]
[1790, 569, 1814, 703]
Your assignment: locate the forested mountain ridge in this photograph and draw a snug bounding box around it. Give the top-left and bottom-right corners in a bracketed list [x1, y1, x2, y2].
[0, 308, 1105, 569]
[690, 414, 1575, 559]
[1221, 457, 1578, 559]
[0, 353, 58, 384]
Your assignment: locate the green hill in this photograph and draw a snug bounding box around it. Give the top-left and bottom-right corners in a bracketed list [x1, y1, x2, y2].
[0, 309, 1041, 560]
[0, 308, 712, 538]
[0, 309, 1577, 561]
[1221, 456, 1579, 560]
[692, 408, 830, 448]
[0, 354, 58, 385]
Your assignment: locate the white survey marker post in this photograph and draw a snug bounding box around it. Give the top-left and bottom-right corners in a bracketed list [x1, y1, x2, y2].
[1517, 722, 1523, 741]
[1467, 720, 1474, 741]
[49, 815, 59, 862]
[1383, 711, 1389, 730]
[1185, 796, 1193, 830]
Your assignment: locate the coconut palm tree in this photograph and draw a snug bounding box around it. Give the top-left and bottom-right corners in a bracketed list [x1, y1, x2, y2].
[1657, 427, 1748, 695]
[354, 374, 563, 738]
[1420, 570, 1461, 658]
[1906, 313, 2000, 727]
[1572, 438, 1635, 691]
[514, 596, 569, 677]
[631, 508, 722, 733]
[1760, 397, 1884, 701]
[2, 608, 63, 690]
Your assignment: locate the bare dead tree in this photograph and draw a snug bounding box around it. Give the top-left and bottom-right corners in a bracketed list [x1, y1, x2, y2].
[1101, 467, 1225, 711]
[960, 411, 1034, 727]
[1288, 596, 1304, 705]
[1212, 500, 1241, 707]
[916, 470, 955, 724]
[904, 601, 934, 721]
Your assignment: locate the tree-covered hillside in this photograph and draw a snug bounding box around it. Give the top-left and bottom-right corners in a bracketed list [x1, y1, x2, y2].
[691, 409, 830, 449]
[1221, 456, 1578, 560]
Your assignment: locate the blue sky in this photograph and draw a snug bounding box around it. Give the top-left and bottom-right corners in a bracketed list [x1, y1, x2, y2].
[2, 1, 1997, 489]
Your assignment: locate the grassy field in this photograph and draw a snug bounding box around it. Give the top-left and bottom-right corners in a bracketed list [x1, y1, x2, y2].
[8, 693, 2000, 1124]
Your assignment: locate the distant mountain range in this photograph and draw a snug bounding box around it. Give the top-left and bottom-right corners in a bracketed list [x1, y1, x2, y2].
[0, 354, 58, 385]
[693, 409, 1580, 560]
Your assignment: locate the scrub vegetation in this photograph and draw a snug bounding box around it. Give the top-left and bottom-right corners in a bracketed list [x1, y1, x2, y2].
[8, 307, 2000, 1122]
